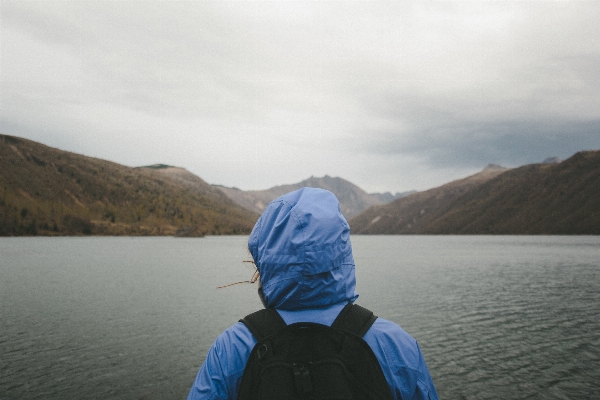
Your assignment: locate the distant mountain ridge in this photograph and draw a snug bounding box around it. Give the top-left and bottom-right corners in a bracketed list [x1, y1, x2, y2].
[214, 175, 414, 219]
[3, 134, 595, 236]
[350, 150, 600, 234]
[0, 134, 257, 236]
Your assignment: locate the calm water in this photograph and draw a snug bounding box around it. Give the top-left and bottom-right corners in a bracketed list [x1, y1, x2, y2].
[1, 236, 599, 399]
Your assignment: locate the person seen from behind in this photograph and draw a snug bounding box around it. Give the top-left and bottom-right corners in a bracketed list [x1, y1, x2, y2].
[187, 187, 439, 399]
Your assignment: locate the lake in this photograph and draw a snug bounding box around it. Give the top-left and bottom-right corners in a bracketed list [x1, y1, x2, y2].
[1, 236, 599, 399]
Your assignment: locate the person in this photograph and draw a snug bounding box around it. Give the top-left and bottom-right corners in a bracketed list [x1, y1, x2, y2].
[187, 187, 439, 400]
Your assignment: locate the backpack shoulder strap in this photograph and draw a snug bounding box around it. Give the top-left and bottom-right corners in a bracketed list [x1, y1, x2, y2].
[331, 303, 377, 338]
[240, 308, 287, 341]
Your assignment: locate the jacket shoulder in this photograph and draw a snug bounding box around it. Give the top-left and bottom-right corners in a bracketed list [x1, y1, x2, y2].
[365, 318, 420, 370]
[364, 318, 438, 400]
[209, 322, 258, 380]
[187, 322, 257, 400]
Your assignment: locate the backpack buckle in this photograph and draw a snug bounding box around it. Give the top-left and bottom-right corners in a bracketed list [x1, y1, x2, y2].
[293, 363, 313, 394]
[256, 343, 268, 361]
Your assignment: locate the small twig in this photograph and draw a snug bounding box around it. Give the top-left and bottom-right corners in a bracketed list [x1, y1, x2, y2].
[216, 260, 259, 289]
[217, 280, 253, 289]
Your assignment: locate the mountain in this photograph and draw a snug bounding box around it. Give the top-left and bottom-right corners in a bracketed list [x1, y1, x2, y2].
[350, 151, 600, 234]
[369, 190, 417, 204]
[0, 135, 258, 236]
[542, 157, 562, 164]
[214, 175, 414, 219]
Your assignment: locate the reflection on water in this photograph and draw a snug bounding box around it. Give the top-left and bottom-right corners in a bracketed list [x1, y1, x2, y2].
[1, 236, 599, 399]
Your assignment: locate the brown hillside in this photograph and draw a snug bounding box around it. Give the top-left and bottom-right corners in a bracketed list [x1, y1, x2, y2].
[349, 165, 509, 234]
[350, 151, 600, 234]
[427, 151, 600, 234]
[0, 134, 258, 236]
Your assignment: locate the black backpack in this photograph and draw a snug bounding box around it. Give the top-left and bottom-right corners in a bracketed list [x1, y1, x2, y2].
[237, 303, 395, 400]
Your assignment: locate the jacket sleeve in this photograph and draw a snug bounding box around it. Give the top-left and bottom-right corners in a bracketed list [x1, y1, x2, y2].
[363, 318, 439, 400]
[187, 323, 256, 400]
[187, 341, 230, 400]
[413, 342, 439, 400]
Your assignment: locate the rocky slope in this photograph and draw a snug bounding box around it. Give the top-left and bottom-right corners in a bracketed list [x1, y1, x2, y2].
[350, 151, 600, 234]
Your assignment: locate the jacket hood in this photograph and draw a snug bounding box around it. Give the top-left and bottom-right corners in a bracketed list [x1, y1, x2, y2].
[248, 188, 358, 310]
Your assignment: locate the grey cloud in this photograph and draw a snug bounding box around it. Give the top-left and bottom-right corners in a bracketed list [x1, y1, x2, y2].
[349, 43, 600, 169]
[2, 1, 600, 193]
[363, 119, 600, 169]
[352, 78, 600, 168]
[2, 2, 268, 119]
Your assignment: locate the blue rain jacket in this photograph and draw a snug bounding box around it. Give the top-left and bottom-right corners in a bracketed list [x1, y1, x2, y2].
[187, 188, 439, 400]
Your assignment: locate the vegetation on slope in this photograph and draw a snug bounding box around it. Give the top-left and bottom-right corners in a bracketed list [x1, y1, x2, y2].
[0, 135, 258, 236]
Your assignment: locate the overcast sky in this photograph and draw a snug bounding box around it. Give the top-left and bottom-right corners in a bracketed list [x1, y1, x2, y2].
[2, 1, 599, 193]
